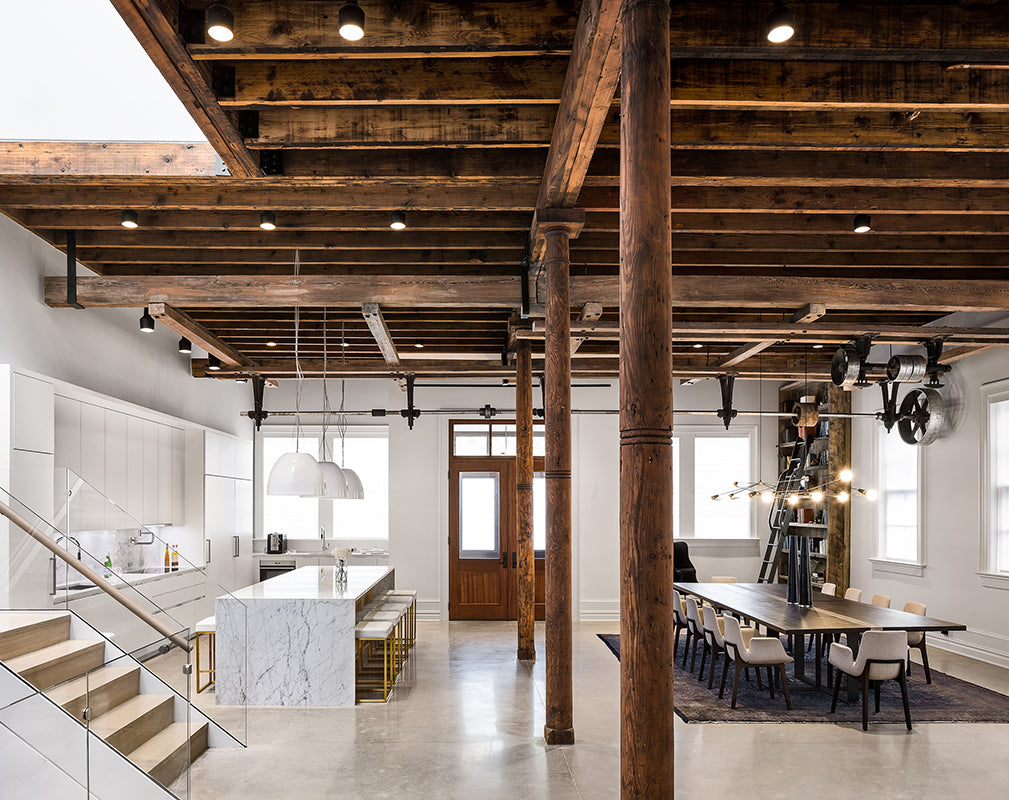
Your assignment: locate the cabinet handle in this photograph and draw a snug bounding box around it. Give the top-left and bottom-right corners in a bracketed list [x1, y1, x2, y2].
[233, 535, 240, 558]
[205, 539, 211, 564]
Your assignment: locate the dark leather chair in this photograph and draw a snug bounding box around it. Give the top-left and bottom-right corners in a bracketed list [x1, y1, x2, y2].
[674, 541, 697, 582]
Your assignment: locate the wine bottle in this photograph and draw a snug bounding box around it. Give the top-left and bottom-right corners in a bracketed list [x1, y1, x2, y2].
[171, 544, 179, 572]
[164, 543, 171, 570]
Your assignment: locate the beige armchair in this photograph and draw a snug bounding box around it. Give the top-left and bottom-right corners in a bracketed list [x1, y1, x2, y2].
[902, 601, 932, 684]
[701, 605, 755, 690]
[871, 593, 892, 608]
[720, 615, 793, 709]
[828, 629, 911, 731]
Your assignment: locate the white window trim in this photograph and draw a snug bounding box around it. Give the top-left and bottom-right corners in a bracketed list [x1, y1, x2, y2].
[871, 421, 926, 571]
[672, 424, 760, 541]
[980, 377, 1009, 576]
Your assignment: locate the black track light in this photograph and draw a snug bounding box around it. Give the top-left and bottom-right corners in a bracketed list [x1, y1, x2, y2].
[206, 3, 235, 42]
[139, 307, 155, 333]
[853, 213, 871, 234]
[259, 210, 277, 230]
[390, 210, 407, 230]
[766, 1, 795, 43]
[178, 337, 193, 354]
[339, 2, 365, 41]
[207, 354, 222, 371]
[121, 209, 139, 229]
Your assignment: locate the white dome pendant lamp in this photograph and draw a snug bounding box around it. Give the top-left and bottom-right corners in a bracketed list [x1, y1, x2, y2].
[335, 331, 365, 500]
[314, 309, 349, 499]
[268, 251, 325, 496]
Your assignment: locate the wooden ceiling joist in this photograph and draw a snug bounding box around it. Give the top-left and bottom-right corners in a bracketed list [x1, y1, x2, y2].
[147, 303, 251, 367]
[571, 303, 604, 356]
[361, 303, 400, 366]
[108, 0, 260, 178]
[715, 304, 827, 368]
[0, 142, 220, 177]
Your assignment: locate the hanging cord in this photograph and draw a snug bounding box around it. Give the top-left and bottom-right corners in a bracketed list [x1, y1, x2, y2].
[321, 308, 331, 461]
[294, 250, 303, 452]
[339, 322, 349, 466]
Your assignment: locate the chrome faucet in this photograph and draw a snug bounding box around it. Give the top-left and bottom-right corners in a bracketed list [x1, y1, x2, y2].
[57, 534, 83, 561]
[320, 525, 329, 551]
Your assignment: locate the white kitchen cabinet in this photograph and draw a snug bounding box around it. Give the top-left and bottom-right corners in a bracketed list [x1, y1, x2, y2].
[104, 411, 129, 530]
[157, 425, 172, 524]
[142, 420, 159, 524]
[172, 427, 185, 525]
[9, 448, 55, 608]
[12, 373, 54, 455]
[79, 403, 107, 531]
[125, 415, 145, 522]
[234, 479, 254, 588]
[236, 439, 253, 481]
[53, 396, 81, 475]
[204, 475, 235, 591]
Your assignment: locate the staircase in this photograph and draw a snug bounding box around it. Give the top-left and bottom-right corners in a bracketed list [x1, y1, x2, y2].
[1, 611, 208, 793]
[756, 438, 811, 583]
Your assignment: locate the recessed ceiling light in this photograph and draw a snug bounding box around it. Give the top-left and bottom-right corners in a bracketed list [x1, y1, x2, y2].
[259, 211, 277, 230]
[339, 2, 365, 41]
[812, 344, 824, 349]
[206, 3, 235, 43]
[266, 341, 277, 347]
[414, 342, 424, 349]
[121, 209, 139, 229]
[766, 1, 795, 43]
[692, 343, 703, 349]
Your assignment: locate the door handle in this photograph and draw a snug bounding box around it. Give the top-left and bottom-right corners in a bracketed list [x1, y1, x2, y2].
[501, 553, 508, 569]
[205, 539, 211, 564]
[512, 552, 517, 568]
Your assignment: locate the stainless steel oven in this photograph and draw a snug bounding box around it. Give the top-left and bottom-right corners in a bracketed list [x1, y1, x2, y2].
[259, 558, 296, 582]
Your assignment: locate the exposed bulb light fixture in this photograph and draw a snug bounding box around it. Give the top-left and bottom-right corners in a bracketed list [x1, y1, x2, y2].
[121, 209, 139, 229]
[787, 493, 800, 505]
[853, 213, 871, 233]
[139, 307, 155, 333]
[766, 1, 795, 43]
[206, 3, 235, 42]
[838, 468, 853, 482]
[865, 488, 878, 501]
[207, 354, 221, 371]
[339, 2, 365, 41]
[178, 337, 192, 354]
[390, 210, 407, 230]
[761, 491, 774, 504]
[837, 491, 849, 503]
[259, 210, 277, 230]
[810, 490, 824, 503]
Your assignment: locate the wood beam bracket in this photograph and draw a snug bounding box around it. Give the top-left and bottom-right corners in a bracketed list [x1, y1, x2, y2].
[399, 372, 421, 430]
[148, 303, 252, 368]
[362, 302, 401, 365]
[246, 375, 269, 430]
[531, 208, 586, 245]
[717, 373, 738, 431]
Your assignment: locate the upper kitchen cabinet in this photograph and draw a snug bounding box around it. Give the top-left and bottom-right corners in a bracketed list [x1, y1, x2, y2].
[12, 372, 54, 455]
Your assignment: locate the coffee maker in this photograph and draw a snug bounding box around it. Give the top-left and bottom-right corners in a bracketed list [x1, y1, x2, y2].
[266, 532, 287, 554]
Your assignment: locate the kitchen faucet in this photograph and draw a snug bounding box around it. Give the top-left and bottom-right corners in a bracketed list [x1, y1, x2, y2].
[320, 525, 329, 551]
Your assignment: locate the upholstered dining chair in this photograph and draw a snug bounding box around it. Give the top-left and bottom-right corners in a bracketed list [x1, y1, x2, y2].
[683, 597, 707, 674]
[701, 606, 755, 690]
[844, 587, 862, 602]
[711, 576, 737, 583]
[672, 589, 689, 660]
[808, 582, 838, 654]
[871, 593, 892, 608]
[674, 541, 698, 582]
[720, 615, 793, 710]
[820, 582, 837, 596]
[829, 629, 912, 731]
[902, 601, 932, 684]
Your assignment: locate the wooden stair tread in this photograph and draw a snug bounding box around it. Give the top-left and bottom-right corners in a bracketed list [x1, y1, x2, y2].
[0, 613, 71, 661]
[129, 720, 209, 781]
[89, 693, 173, 739]
[45, 662, 139, 707]
[5, 639, 104, 676]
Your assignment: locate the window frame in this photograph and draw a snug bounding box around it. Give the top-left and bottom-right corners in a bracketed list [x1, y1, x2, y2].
[980, 378, 1009, 586]
[672, 424, 759, 542]
[870, 422, 926, 575]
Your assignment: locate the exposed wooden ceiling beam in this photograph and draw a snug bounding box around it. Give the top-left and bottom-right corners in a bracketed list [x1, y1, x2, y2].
[571, 303, 604, 356]
[148, 303, 251, 367]
[714, 303, 828, 368]
[790, 304, 828, 324]
[184, 0, 580, 60]
[81, 248, 522, 266]
[361, 303, 400, 366]
[44, 274, 1009, 313]
[0, 142, 220, 176]
[108, 0, 259, 178]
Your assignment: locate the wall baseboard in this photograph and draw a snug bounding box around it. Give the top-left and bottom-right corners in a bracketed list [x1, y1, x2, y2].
[927, 627, 1009, 671]
[579, 600, 619, 622]
[417, 601, 442, 622]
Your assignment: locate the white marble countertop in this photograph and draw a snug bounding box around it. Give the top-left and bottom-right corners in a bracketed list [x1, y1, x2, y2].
[52, 566, 201, 601]
[226, 565, 393, 601]
[252, 550, 390, 559]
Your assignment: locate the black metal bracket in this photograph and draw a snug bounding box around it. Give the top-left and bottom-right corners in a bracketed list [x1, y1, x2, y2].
[716, 373, 738, 430]
[879, 380, 901, 431]
[534, 375, 545, 418]
[519, 255, 531, 319]
[852, 334, 875, 386]
[399, 372, 422, 429]
[65, 231, 84, 309]
[922, 336, 951, 388]
[478, 404, 497, 419]
[246, 375, 269, 430]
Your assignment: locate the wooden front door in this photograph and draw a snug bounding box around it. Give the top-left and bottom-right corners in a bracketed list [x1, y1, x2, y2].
[448, 424, 545, 620]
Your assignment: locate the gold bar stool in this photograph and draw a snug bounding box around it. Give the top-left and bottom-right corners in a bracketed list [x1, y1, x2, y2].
[195, 616, 216, 693]
[355, 619, 397, 702]
[359, 605, 409, 676]
[382, 590, 417, 650]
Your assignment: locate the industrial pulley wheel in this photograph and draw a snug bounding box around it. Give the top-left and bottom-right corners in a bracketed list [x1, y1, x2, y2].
[897, 387, 946, 446]
[792, 401, 820, 427]
[886, 354, 928, 383]
[831, 345, 861, 388]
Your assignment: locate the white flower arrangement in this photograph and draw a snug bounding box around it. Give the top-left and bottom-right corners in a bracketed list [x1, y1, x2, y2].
[333, 547, 354, 563]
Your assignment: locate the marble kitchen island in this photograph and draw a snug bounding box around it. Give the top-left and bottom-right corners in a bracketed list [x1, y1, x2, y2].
[215, 565, 395, 706]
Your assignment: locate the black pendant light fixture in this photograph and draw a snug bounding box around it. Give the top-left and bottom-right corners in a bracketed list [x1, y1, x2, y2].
[766, 1, 795, 43]
[139, 307, 155, 333]
[339, 2, 365, 41]
[259, 210, 277, 230]
[207, 354, 222, 371]
[389, 210, 407, 230]
[121, 209, 139, 229]
[853, 213, 871, 233]
[206, 3, 235, 42]
[178, 337, 193, 354]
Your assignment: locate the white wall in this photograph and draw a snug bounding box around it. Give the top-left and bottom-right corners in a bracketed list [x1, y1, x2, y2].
[0, 214, 250, 437]
[0, 0, 205, 141]
[850, 344, 1009, 666]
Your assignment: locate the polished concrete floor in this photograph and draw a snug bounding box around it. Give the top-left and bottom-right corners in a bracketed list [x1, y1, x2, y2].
[182, 622, 1009, 800]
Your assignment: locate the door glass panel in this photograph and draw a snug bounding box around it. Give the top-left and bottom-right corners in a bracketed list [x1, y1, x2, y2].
[491, 424, 517, 456]
[533, 472, 546, 554]
[459, 472, 500, 558]
[454, 425, 490, 456]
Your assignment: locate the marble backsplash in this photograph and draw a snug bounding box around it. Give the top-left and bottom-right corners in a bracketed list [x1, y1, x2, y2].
[55, 527, 180, 587]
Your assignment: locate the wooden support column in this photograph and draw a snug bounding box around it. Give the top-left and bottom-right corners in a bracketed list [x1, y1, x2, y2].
[516, 340, 536, 661]
[826, 384, 852, 594]
[540, 212, 582, 746]
[620, 1, 673, 798]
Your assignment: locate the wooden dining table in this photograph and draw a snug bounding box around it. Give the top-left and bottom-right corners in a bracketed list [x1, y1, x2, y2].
[674, 582, 966, 701]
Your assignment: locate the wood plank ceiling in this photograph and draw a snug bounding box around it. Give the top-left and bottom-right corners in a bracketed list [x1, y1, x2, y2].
[5, 0, 1009, 381]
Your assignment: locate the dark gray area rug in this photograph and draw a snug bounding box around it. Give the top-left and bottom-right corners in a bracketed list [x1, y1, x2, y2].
[598, 633, 1009, 724]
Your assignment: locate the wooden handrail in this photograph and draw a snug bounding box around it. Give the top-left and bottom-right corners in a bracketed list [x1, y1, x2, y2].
[0, 498, 191, 653]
